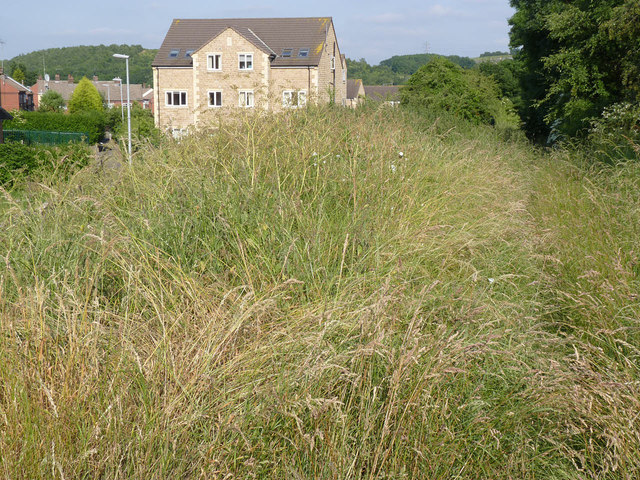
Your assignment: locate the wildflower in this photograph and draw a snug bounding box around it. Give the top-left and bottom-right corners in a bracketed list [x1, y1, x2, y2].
[398, 151, 404, 158]
[488, 278, 495, 284]
[390, 164, 397, 173]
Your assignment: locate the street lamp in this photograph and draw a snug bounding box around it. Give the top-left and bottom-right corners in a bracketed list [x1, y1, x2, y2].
[113, 77, 124, 121]
[113, 53, 132, 163]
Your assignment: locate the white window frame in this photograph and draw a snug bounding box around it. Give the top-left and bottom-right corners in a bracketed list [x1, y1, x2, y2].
[165, 90, 188, 107]
[207, 53, 222, 71]
[208, 90, 223, 108]
[282, 90, 307, 109]
[330, 56, 336, 71]
[239, 90, 254, 108]
[238, 53, 253, 71]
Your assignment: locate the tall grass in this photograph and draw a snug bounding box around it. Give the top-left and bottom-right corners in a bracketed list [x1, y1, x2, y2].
[1, 106, 639, 478]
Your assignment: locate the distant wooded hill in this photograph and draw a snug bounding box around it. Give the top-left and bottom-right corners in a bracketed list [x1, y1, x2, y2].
[7, 45, 157, 86]
[346, 53, 476, 85]
[7, 45, 477, 88]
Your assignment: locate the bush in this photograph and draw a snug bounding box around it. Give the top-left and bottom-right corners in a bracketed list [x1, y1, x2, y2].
[586, 102, 640, 162]
[4, 110, 106, 144]
[401, 57, 519, 128]
[0, 142, 91, 186]
[39, 91, 65, 113]
[113, 103, 162, 147]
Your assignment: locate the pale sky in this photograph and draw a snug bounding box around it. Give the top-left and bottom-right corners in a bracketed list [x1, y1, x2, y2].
[1, 0, 514, 64]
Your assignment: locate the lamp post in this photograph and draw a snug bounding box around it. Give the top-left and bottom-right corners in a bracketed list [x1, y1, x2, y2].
[113, 77, 124, 121]
[112, 54, 131, 163]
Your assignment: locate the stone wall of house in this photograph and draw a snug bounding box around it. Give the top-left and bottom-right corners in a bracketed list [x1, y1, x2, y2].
[317, 22, 347, 106]
[154, 67, 195, 131]
[192, 27, 271, 127]
[269, 67, 318, 110]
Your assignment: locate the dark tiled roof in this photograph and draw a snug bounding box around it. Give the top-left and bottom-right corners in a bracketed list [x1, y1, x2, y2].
[364, 85, 401, 102]
[1, 74, 33, 93]
[153, 17, 334, 68]
[347, 79, 363, 99]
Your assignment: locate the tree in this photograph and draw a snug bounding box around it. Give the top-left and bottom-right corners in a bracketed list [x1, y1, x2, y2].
[509, 0, 640, 141]
[10, 66, 26, 85]
[39, 90, 65, 112]
[68, 77, 103, 114]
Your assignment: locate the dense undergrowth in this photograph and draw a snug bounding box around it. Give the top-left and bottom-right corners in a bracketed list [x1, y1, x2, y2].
[0, 106, 639, 478]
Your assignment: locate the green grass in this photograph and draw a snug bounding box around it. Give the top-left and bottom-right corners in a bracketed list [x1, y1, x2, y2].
[0, 106, 639, 478]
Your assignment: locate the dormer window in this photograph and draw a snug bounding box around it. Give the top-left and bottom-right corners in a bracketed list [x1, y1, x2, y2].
[281, 48, 293, 57]
[169, 49, 180, 58]
[298, 48, 309, 58]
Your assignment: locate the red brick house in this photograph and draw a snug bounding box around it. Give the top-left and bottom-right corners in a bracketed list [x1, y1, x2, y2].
[0, 70, 35, 111]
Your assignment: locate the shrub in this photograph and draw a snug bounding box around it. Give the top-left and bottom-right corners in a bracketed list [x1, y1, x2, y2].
[39, 90, 65, 112]
[586, 102, 640, 162]
[0, 142, 91, 186]
[114, 103, 162, 146]
[401, 57, 519, 128]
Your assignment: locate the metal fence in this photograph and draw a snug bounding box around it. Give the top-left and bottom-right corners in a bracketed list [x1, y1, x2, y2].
[4, 130, 90, 146]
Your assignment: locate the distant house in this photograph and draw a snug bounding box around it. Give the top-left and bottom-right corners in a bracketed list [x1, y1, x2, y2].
[31, 74, 153, 111]
[363, 85, 401, 106]
[152, 17, 347, 132]
[0, 71, 35, 111]
[0, 107, 13, 144]
[346, 79, 365, 107]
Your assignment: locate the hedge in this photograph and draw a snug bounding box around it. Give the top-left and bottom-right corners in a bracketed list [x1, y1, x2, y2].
[4, 111, 106, 144]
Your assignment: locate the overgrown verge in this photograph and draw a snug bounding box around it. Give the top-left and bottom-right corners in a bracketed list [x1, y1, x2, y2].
[0, 107, 638, 478]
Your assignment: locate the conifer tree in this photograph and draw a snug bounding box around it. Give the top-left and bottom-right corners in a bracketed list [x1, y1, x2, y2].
[68, 77, 103, 114]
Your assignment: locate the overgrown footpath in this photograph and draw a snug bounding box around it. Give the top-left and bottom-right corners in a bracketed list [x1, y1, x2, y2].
[0, 107, 638, 479]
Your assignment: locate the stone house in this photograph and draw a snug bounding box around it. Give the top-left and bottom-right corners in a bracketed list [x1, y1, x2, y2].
[152, 17, 347, 132]
[346, 79, 365, 107]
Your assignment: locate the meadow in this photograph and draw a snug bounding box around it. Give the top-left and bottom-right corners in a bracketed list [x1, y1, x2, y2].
[1, 106, 639, 478]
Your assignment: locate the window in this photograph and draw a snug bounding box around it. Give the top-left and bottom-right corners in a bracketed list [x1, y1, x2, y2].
[208, 91, 222, 107]
[239, 53, 253, 70]
[166, 91, 187, 106]
[343, 69, 346, 83]
[330, 56, 336, 70]
[281, 48, 293, 57]
[298, 48, 309, 58]
[239, 90, 254, 108]
[208, 54, 221, 71]
[169, 49, 180, 58]
[283, 90, 307, 108]
[185, 50, 194, 58]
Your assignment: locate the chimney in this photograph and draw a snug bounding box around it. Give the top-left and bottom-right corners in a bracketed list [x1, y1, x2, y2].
[38, 75, 43, 80]
[93, 75, 98, 82]
[68, 74, 74, 83]
[55, 74, 60, 81]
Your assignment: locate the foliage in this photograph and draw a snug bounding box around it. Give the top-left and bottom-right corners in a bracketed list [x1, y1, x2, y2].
[68, 77, 104, 114]
[9, 44, 157, 86]
[477, 59, 524, 112]
[586, 101, 640, 162]
[346, 58, 407, 85]
[4, 110, 106, 144]
[346, 53, 476, 86]
[10, 67, 25, 85]
[381, 53, 476, 73]
[479, 51, 510, 57]
[112, 103, 162, 147]
[38, 90, 65, 112]
[401, 57, 519, 128]
[0, 142, 90, 186]
[509, 0, 640, 142]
